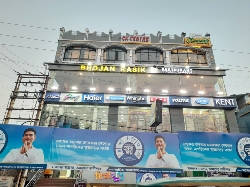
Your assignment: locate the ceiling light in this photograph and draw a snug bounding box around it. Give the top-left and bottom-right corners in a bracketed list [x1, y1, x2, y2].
[108, 87, 114, 91]
[186, 66, 189, 69]
[74, 114, 76, 115]
[162, 90, 168, 93]
[194, 84, 196, 86]
[180, 90, 186, 94]
[187, 75, 189, 78]
[126, 87, 131, 91]
[148, 75, 151, 77]
[87, 62, 92, 66]
[201, 76, 203, 79]
[84, 114, 86, 115]
[198, 91, 204, 95]
[103, 111, 105, 112]
[72, 111, 74, 112]
[144, 89, 150, 93]
[51, 86, 58, 90]
[216, 67, 220, 70]
[90, 87, 96, 91]
[218, 91, 223, 95]
[80, 73, 83, 76]
[121, 63, 125, 67]
[72, 86, 77, 90]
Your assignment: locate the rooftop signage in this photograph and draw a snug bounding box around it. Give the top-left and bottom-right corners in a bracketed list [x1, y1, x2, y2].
[184, 37, 211, 48]
[121, 35, 151, 44]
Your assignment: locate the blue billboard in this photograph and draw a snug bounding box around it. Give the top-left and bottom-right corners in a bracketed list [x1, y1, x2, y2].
[0, 124, 182, 173]
[213, 97, 237, 108]
[178, 131, 250, 172]
[136, 173, 176, 182]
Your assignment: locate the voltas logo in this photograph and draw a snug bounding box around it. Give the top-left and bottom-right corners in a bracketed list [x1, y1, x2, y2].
[195, 98, 210, 105]
[63, 94, 80, 101]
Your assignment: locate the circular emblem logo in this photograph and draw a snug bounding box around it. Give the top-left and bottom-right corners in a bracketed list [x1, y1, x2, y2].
[140, 173, 156, 182]
[0, 128, 8, 154]
[237, 136, 250, 166]
[114, 135, 144, 166]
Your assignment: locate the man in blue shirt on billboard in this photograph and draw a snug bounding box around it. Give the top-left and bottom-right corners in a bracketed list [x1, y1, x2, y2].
[2, 128, 44, 164]
[145, 135, 180, 168]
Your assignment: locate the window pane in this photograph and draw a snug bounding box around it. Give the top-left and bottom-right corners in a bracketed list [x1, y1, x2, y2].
[171, 54, 178, 62]
[64, 50, 71, 59]
[149, 53, 156, 62]
[118, 51, 125, 61]
[198, 54, 206, 63]
[108, 51, 115, 60]
[188, 54, 198, 63]
[178, 54, 187, 63]
[89, 51, 96, 60]
[71, 50, 80, 58]
[140, 52, 148, 62]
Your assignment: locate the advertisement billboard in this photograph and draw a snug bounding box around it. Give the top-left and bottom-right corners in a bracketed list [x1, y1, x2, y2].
[178, 131, 250, 172]
[0, 124, 182, 173]
[44, 92, 61, 102]
[0, 124, 53, 169]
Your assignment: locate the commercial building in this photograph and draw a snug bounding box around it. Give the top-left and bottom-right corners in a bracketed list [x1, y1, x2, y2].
[39, 28, 239, 134]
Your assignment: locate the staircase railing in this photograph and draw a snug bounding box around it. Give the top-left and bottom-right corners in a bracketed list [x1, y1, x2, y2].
[25, 169, 44, 187]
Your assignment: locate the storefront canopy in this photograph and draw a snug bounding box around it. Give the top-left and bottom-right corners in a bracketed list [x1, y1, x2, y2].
[137, 177, 250, 186]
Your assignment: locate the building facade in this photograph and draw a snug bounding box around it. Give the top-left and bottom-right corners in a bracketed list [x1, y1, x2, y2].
[39, 28, 239, 133]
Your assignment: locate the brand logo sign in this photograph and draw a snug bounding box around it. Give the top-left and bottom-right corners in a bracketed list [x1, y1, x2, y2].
[121, 35, 151, 43]
[126, 95, 147, 104]
[82, 94, 104, 103]
[80, 65, 146, 73]
[213, 98, 237, 108]
[106, 96, 124, 101]
[184, 37, 211, 48]
[169, 96, 191, 106]
[44, 92, 61, 102]
[149, 97, 168, 103]
[162, 68, 192, 74]
[195, 98, 210, 105]
[60, 93, 82, 102]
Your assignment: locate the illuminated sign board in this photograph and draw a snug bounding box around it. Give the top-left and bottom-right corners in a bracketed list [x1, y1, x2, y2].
[184, 37, 211, 47]
[121, 35, 151, 43]
[162, 67, 192, 74]
[80, 65, 146, 73]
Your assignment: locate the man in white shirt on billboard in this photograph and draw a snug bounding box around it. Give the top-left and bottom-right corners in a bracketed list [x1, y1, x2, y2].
[2, 128, 44, 164]
[145, 135, 180, 168]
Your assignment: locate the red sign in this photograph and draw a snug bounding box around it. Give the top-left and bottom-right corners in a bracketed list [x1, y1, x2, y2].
[121, 35, 151, 43]
[150, 97, 168, 103]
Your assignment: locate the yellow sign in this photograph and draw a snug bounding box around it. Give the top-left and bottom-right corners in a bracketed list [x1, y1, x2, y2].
[184, 37, 211, 47]
[80, 65, 146, 73]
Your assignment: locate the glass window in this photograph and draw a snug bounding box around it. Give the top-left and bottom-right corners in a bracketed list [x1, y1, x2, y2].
[135, 48, 163, 64]
[63, 45, 96, 62]
[170, 49, 207, 66]
[117, 106, 171, 133]
[48, 71, 227, 97]
[104, 47, 126, 63]
[183, 109, 228, 132]
[40, 104, 109, 130]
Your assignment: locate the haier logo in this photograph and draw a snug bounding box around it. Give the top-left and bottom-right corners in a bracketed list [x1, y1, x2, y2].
[82, 94, 104, 103]
[213, 98, 236, 108]
[195, 98, 210, 105]
[172, 99, 189, 103]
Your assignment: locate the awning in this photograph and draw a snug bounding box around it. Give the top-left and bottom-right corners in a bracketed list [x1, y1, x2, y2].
[137, 177, 250, 186]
